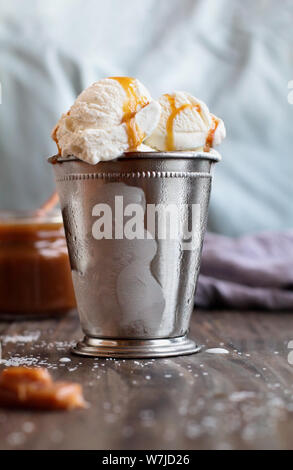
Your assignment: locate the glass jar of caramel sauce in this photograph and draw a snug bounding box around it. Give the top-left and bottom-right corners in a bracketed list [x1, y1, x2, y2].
[0, 211, 76, 317]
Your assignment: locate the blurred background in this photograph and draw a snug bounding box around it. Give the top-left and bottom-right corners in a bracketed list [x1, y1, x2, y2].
[0, 0, 292, 236]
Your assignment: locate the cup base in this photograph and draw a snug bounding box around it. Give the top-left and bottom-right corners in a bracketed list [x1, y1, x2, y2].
[71, 335, 201, 359]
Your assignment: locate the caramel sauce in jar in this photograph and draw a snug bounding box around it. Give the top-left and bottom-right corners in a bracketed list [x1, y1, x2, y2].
[0, 211, 76, 317]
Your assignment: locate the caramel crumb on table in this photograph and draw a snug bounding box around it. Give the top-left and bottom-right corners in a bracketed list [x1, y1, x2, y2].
[0, 367, 87, 411]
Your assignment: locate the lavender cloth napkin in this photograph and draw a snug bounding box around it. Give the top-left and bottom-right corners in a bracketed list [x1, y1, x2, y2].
[195, 232, 293, 310]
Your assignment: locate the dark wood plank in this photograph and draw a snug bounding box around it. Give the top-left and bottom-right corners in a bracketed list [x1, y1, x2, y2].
[1, 310, 293, 450]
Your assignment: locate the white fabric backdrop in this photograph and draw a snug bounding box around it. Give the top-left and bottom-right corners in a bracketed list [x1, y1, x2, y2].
[0, 0, 292, 235]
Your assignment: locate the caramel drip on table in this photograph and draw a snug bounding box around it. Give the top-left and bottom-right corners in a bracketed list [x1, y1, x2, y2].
[111, 77, 150, 150]
[204, 116, 219, 152]
[165, 94, 201, 151]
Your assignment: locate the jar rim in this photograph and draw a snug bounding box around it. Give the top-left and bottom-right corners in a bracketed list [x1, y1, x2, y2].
[0, 209, 62, 225]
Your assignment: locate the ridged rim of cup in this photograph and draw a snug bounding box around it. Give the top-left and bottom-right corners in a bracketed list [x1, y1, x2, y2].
[48, 151, 221, 164]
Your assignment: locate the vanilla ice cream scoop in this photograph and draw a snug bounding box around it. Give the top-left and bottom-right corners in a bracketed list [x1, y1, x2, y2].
[52, 77, 161, 164]
[144, 92, 226, 152]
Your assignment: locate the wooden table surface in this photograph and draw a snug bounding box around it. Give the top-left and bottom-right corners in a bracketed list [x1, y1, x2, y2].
[0, 309, 293, 450]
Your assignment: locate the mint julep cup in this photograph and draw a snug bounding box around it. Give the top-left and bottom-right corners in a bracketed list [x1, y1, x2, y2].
[49, 151, 220, 358]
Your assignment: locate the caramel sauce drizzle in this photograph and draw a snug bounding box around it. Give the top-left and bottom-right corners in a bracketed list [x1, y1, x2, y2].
[165, 94, 219, 152]
[52, 126, 61, 155]
[204, 116, 219, 152]
[52, 110, 71, 155]
[165, 94, 201, 151]
[111, 77, 150, 150]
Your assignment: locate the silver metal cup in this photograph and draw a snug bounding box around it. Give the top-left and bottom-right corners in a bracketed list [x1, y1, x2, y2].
[49, 151, 220, 358]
